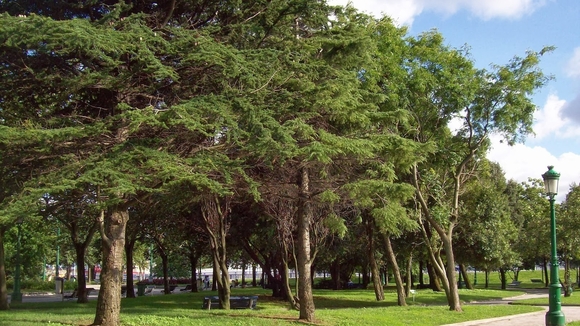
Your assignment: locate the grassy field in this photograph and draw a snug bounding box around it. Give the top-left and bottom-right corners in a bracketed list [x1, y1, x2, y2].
[1, 286, 544, 326]
[2, 269, 566, 326]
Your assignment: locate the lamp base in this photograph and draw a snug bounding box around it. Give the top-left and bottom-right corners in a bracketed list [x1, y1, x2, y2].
[545, 310, 565, 326]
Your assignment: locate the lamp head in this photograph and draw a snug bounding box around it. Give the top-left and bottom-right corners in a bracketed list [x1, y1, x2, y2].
[542, 165, 560, 197]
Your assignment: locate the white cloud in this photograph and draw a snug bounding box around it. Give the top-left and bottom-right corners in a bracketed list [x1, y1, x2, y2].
[328, 0, 546, 25]
[487, 136, 580, 202]
[533, 94, 567, 139]
[566, 47, 580, 79]
[533, 94, 580, 140]
[489, 93, 580, 202]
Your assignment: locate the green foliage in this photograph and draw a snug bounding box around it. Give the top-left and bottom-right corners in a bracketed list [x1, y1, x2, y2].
[322, 213, 348, 239]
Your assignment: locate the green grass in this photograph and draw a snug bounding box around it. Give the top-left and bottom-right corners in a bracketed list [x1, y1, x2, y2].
[0, 287, 543, 326]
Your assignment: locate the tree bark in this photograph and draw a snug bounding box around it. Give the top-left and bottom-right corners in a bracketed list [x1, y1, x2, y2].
[0, 227, 9, 310]
[367, 219, 384, 301]
[296, 167, 315, 322]
[201, 196, 231, 309]
[251, 264, 256, 287]
[241, 263, 246, 289]
[459, 264, 473, 290]
[383, 234, 406, 306]
[69, 221, 99, 303]
[499, 268, 507, 290]
[405, 255, 413, 296]
[281, 241, 298, 309]
[427, 261, 442, 291]
[160, 250, 170, 294]
[543, 257, 549, 287]
[188, 250, 199, 292]
[330, 259, 341, 290]
[93, 207, 129, 326]
[74, 242, 91, 303]
[124, 239, 136, 298]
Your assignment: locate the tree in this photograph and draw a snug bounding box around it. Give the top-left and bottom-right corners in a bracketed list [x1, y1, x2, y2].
[455, 161, 520, 289]
[508, 179, 550, 285]
[40, 189, 99, 303]
[0, 9, 268, 324]
[558, 184, 580, 296]
[402, 31, 552, 310]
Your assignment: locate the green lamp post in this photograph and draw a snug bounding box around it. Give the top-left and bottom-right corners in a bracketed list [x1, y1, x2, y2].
[542, 165, 565, 326]
[11, 218, 23, 303]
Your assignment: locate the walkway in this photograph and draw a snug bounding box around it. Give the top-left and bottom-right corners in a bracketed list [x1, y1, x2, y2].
[444, 288, 580, 326]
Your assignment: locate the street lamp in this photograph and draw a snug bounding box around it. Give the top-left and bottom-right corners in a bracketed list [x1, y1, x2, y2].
[11, 218, 23, 303]
[542, 165, 565, 326]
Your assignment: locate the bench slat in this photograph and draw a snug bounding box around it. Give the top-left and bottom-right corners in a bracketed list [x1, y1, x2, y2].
[202, 296, 258, 310]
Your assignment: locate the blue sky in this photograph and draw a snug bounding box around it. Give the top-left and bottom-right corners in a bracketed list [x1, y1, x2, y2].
[330, 0, 580, 201]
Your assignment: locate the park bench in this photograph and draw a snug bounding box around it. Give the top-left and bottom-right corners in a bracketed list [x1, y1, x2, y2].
[180, 284, 193, 292]
[163, 285, 178, 294]
[63, 287, 95, 301]
[531, 278, 543, 283]
[507, 280, 521, 287]
[508, 281, 522, 287]
[202, 296, 258, 310]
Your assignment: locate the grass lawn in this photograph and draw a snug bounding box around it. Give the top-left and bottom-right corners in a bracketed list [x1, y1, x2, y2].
[0, 287, 543, 326]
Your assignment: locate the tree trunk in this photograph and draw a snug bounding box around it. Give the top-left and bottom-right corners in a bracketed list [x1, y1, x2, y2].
[367, 221, 384, 301]
[161, 251, 170, 294]
[241, 263, 246, 289]
[564, 256, 572, 297]
[296, 167, 315, 322]
[330, 259, 341, 290]
[442, 238, 462, 311]
[74, 243, 90, 303]
[485, 269, 489, 288]
[419, 260, 425, 287]
[499, 268, 507, 290]
[93, 207, 129, 326]
[405, 256, 413, 296]
[252, 264, 257, 287]
[281, 241, 298, 309]
[543, 257, 549, 287]
[201, 195, 231, 309]
[0, 227, 9, 310]
[71, 219, 97, 303]
[282, 257, 299, 309]
[188, 250, 198, 292]
[124, 239, 136, 298]
[383, 234, 406, 306]
[427, 261, 442, 291]
[459, 264, 473, 290]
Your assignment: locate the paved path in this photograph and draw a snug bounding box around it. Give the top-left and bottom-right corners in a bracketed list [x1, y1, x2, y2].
[444, 289, 580, 326]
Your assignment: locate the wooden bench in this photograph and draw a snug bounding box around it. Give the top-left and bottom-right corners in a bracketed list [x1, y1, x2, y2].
[202, 296, 258, 310]
[507, 280, 521, 287]
[180, 284, 193, 292]
[531, 278, 543, 283]
[163, 285, 177, 294]
[63, 287, 95, 301]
